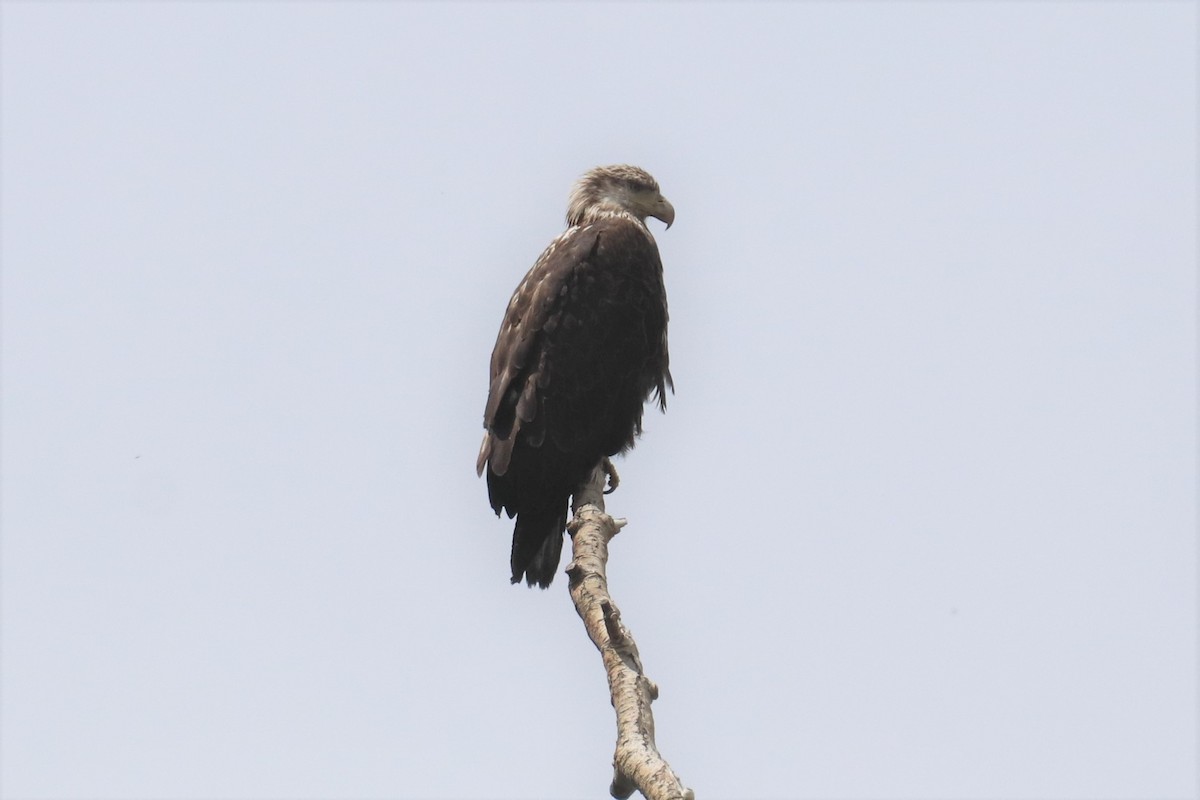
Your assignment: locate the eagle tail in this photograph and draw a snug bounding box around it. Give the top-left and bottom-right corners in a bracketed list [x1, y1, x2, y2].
[510, 504, 566, 588]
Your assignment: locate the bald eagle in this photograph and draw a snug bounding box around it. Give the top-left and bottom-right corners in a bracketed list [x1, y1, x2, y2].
[477, 165, 674, 588]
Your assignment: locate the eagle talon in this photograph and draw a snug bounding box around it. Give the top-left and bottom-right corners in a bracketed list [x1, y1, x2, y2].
[602, 457, 621, 495]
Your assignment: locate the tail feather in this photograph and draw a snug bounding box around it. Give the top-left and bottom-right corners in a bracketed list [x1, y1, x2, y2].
[510, 504, 567, 588]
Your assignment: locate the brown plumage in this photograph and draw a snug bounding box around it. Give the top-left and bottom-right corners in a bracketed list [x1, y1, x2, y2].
[477, 165, 674, 587]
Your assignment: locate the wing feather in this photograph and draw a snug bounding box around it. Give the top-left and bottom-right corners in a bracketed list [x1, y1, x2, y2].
[479, 227, 587, 475]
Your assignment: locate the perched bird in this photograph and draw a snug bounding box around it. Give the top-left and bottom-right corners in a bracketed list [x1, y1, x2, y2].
[477, 165, 674, 588]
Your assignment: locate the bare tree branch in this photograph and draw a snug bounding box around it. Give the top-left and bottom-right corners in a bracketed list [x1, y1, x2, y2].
[566, 464, 693, 800]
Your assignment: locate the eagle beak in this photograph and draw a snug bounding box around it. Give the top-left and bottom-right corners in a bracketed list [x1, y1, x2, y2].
[652, 197, 675, 230]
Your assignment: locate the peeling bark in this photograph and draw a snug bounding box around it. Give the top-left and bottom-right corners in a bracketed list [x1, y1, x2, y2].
[565, 465, 693, 800]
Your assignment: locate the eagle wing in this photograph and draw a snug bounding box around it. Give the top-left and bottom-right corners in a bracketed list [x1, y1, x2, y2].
[477, 226, 593, 477]
[478, 218, 671, 483]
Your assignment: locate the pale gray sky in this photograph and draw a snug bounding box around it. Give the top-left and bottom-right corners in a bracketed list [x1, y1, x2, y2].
[1, 2, 1195, 799]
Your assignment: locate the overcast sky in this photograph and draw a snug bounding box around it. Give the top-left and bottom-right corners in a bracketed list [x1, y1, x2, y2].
[1, 3, 1195, 799]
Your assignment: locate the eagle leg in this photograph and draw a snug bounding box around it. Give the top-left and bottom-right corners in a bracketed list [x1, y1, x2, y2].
[601, 456, 620, 495]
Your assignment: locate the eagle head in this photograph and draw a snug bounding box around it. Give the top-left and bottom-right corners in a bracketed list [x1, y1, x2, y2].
[566, 164, 675, 230]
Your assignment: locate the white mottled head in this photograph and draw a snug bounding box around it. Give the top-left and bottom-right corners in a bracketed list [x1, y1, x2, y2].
[566, 164, 675, 230]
